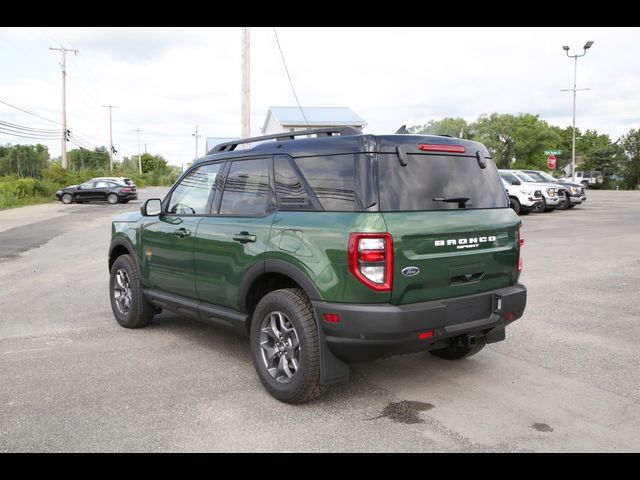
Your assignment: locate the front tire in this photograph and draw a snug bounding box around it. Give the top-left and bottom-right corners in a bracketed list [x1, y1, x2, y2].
[533, 198, 545, 213]
[429, 336, 487, 360]
[109, 254, 155, 328]
[509, 197, 521, 215]
[107, 193, 118, 205]
[250, 288, 326, 404]
[61, 193, 73, 204]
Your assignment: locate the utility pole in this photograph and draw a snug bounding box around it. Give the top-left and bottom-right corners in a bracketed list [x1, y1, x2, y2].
[134, 128, 143, 174]
[561, 41, 594, 183]
[241, 27, 250, 139]
[102, 105, 118, 171]
[49, 46, 79, 169]
[192, 125, 202, 160]
[144, 143, 147, 154]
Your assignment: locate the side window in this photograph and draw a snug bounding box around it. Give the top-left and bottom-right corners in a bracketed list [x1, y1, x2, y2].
[95, 181, 109, 188]
[274, 157, 316, 210]
[294, 155, 356, 211]
[219, 158, 271, 216]
[168, 163, 222, 215]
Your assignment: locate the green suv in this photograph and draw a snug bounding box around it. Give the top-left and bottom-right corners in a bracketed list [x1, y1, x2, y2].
[108, 128, 527, 403]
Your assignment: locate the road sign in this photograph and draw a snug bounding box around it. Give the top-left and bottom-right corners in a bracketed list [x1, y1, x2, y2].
[544, 150, 562, 155]
[547, 153, 557, 170]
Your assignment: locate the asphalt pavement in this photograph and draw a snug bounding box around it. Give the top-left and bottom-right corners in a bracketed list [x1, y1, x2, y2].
[1, 189, 639, 452]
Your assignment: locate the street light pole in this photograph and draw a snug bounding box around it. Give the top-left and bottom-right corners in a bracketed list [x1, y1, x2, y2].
[561, 41, 594, 183]
[192, 125, 201, 161]
[133, 128, 143, 174]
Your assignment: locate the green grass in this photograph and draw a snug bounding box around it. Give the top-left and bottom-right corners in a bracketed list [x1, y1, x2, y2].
[0, 194, 56, 211]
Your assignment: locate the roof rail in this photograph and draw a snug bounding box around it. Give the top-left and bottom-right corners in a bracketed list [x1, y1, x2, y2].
[208, 126, 362, 153]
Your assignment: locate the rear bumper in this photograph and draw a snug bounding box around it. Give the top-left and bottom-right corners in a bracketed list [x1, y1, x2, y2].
[313, 283, 526, 362]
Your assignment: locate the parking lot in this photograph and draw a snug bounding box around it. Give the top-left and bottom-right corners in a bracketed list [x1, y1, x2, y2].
[1, 189, 639, 452]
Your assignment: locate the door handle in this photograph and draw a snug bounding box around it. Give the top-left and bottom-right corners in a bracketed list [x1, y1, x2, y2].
[172, 228, 191, 238]
[233, 232, 257, 244]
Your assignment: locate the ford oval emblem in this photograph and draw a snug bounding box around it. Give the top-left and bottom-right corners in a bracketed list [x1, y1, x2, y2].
[402, 266, 420, 277]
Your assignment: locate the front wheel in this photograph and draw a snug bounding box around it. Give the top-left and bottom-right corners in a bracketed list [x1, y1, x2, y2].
[509, 197, 521, 215]
[107, 193, 119, 204]
[61, 193, 73, 204]
[560, 193, 570, 210]
[250, 288, 326, 404]
[533, 198, 545, 213]
[109, 254, 155, 328]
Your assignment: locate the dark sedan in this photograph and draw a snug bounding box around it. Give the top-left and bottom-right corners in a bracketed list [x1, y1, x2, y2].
[56, 180, 138, 205]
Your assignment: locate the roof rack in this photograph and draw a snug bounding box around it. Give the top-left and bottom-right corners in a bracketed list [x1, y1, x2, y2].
[209, 126, 362, 153]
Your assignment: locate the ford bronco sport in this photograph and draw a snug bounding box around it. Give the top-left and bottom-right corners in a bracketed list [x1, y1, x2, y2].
[108, 128, 527, 403]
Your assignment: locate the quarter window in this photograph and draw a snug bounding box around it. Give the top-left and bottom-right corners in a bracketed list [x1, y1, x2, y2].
[274, 157, 315, 210]
[294, 155, 356, 211]
[168, 163, 222, 215]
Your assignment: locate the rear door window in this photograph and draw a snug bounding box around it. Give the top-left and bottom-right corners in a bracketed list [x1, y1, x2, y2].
[378, 153, 508, 211]
[219, 158, 271, 216]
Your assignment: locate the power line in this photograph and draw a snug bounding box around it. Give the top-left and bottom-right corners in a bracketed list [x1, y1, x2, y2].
[0, 120, 62, 134]
[0, 127, 63, 141]
[0, 98, 62, 126]
[272, 27, 310, 127]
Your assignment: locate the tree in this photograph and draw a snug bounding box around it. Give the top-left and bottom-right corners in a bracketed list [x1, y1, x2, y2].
[68, 147, 110, 171]
[409, 117, 474, 139]
[619, 129, 640, 189]
[0, 143, 50, 178]
[140, 153, 170, 174]
[511, 114, 561, 169]
[473, 113, 518, 168]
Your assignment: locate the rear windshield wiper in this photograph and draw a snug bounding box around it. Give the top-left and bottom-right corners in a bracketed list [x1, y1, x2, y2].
[432, 197, 471, 208]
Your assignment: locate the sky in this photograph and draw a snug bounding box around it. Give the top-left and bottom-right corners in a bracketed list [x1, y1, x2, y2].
[1, 27, 639, 167]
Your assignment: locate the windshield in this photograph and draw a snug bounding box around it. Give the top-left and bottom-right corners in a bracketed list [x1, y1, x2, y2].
[378, 153, 508, 211]
[514, 171, 537, 183]
[537, 171, 557, 182]
[499, 171, 520, 184]
[523, 171, 546, 182]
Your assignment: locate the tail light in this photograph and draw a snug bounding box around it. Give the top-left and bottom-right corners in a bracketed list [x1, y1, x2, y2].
[517, 224, 524, 273]
[348, 233, 393, 292]
[120, 187, 132, 192]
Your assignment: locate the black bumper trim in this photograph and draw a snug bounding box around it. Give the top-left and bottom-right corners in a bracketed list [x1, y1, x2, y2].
[312, 283, 526, 362]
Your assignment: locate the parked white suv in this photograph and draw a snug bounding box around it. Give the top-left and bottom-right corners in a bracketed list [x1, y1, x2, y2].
[499, 170, 566, 213]
[561, 170, 603, 188]
[499, 174, 543, 215]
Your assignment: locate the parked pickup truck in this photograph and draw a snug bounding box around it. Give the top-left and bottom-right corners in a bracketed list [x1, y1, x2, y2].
[500, 175, 543, 215]
[522, 170, 586, 210]
[499, 169, 565, 212]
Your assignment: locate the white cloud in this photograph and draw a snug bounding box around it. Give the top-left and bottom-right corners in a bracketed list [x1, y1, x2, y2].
[1, 26, 639, 166]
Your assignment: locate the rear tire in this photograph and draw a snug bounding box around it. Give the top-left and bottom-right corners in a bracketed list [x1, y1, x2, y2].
[509, 197, 521, 215]
[61, 193, 73, 204]
[109, 254, 155, 328]
[429, 336, 487, 360]
[107, 193, 118, 205]
[250, 288, 326, 404]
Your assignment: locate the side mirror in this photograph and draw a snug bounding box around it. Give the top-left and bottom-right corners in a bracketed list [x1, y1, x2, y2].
[141, 198, 162, 216]
[511, 179, 521, 186]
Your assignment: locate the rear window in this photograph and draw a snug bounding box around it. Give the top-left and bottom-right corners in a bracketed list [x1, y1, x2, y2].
[378, 153, 508, 211]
